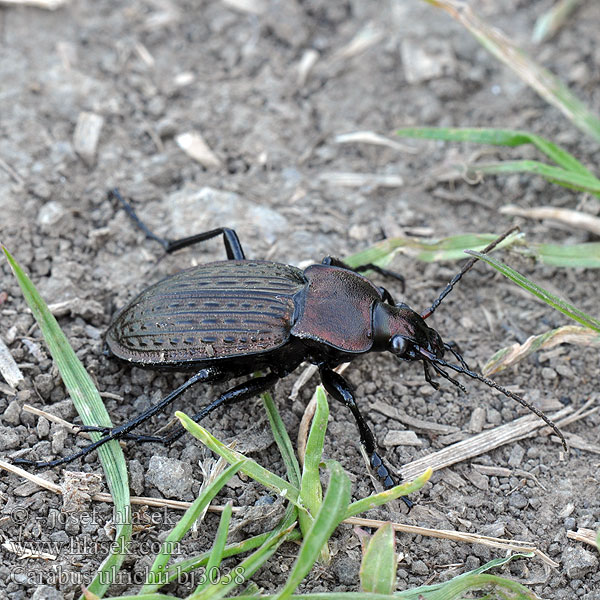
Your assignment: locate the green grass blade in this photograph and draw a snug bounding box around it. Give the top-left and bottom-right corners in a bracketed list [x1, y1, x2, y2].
[344, 232, 520, 268]
[396, 553, 535, 599]
[465, 250, 600, 332]
[422, 0, 600, 143]
[175, 412, 306, 512]
[395, 126, 593, 174]
[158, 506, 302, 590]
[532, 0, 582, 44]
[2, 247, 132, 599]
[193, 501, 234, 595]
[274, 461, 351, 600]
[141, 460, 244, 592]
[299, 386, 328, 558]
[262, 391, 302, 489]
[190, 524, 296, 600]
[597, 529, 600, 552]
[470, 160, 600, 196]
[345, 469, 432, 519]
[526, 242, 600, 268]
[359, 523, 396, 594]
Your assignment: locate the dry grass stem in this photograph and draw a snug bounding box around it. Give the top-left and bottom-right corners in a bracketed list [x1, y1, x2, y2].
[345, 515, 558, 567]
[567, 528, 599, 548]
[0, 459, 237, 514]
[501, 205, 600, 236]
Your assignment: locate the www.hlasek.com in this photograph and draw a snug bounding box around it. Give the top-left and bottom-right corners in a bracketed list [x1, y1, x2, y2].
[10, 565, 247, 587]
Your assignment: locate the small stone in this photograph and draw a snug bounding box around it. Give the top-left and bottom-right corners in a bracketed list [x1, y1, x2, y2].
[3, 399, 21, 426]
[507, 444, 525, 468]
[32, 586, 64, 600]
[0, 425, 20, 450]
[562, 546, 598, 579]
[411, 559, 429, 575]
[146, 456, 194, 498]
[468, 406, 486, 433]
[508, 492, 528, 509]
[541, 367, 557, 381]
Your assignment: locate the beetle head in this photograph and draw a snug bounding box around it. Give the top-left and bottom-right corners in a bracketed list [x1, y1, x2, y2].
[372, 301, 445, 361]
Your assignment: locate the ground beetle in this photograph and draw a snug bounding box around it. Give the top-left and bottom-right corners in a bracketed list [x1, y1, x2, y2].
[15, 190, 566, 505]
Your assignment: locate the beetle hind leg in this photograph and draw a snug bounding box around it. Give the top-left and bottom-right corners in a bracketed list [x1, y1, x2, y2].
[109, 188, 245, 259]
[318, 366, 413, 510]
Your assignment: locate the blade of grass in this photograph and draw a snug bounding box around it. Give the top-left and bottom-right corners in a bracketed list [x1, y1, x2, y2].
[422, 0, 600, 143]
[175, 412, 306, 513]
[359, 523, 396, 594]
[193, 501, 234, 595]
[395, 127, 594, 175]
[157, 505, 302, 591]
[190, 523, 296, 600]
[299, 386, 328, 558]
[395, 553, 536, 599]
[532, 0, 582, 44]
[468, 160, 600, 196]
[141, 460, 244, 592]
[345, 469, 432, 519]
[273, 461, 351, 600]
[262, 391, 302, 489]
[523, 241, 600, 268]
[3, 246, 132, 599]
[344, 232, 520, 268]
[465, 250, 600, 332]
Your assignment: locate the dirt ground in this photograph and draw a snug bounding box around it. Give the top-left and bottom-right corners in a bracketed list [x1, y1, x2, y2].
[0, 0, 599, 598]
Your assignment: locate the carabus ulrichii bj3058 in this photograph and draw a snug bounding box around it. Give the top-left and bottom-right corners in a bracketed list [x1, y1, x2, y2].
[15, 190, 566, 506]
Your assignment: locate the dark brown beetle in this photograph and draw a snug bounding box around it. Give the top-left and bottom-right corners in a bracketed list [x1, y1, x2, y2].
[16, 191, 565, 507]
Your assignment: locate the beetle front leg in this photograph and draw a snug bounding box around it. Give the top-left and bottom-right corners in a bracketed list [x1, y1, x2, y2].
[109, 188, 246, 259]
[318, 366, 413, 509]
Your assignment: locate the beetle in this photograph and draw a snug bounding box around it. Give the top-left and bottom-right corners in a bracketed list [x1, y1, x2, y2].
[15, 190, 566, 502]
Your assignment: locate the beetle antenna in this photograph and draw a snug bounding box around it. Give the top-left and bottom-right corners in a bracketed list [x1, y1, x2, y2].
[422, 352, 567, 451]
[421, 226, 519, 320]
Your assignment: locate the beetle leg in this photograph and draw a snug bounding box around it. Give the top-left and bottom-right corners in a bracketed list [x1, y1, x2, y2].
[321, 256, 405, 293]
[13, 367, 226, 469]
[109, 188, 246, 259]
[318, 366, 413, 509]
[144, 372, 282, 445]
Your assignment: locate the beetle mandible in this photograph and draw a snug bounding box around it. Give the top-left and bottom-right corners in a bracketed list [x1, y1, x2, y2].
[15, 190, 566, 503]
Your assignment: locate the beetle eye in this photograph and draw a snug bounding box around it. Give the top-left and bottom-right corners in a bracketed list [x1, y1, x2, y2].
[391, 335, 408, 356]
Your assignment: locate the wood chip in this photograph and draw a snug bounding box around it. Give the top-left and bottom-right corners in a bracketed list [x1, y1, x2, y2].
[73, 111, 104, 167]
[221, 0, 266, 15]
[318, 171, 403, 188]
[334, 130, 417, 153]
[0, 336, 23, 389]
[175, 131, 222, 168]
[297, 49, 319, 87]
[399, 406, 573, 482]
[383, 429, 422, 447]
[370, 399, 459, 435]
[0, 0, 68, 8]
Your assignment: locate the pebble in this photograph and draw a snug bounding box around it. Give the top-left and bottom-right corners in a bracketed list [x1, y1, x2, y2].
[562, 546, 599, 579]
[146, 456, 194, 498]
